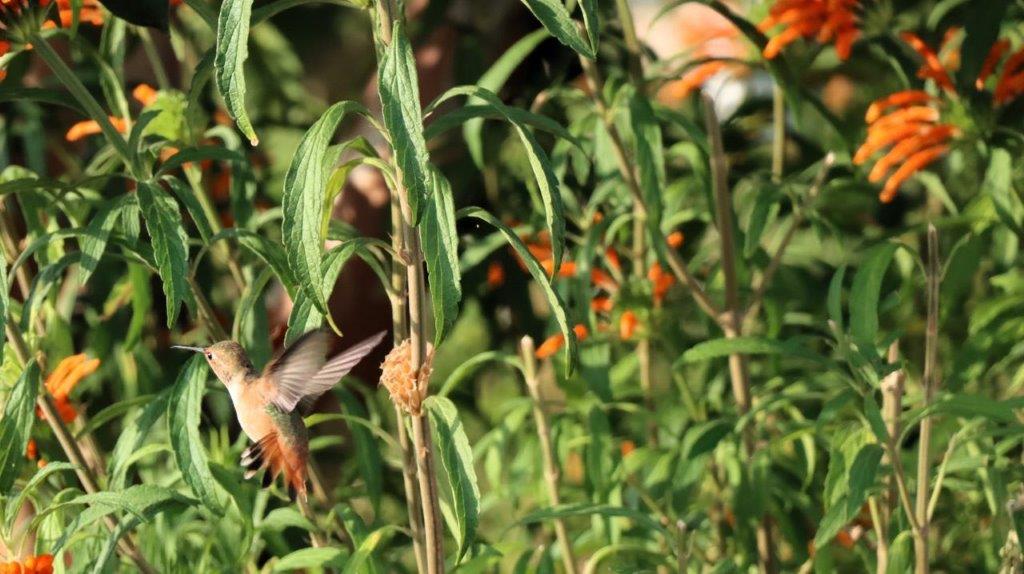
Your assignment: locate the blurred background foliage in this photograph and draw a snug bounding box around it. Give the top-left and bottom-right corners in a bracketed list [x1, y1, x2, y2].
[3, 0, 1024, 573]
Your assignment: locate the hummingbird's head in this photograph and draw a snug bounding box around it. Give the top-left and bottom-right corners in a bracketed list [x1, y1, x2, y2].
[173, 341, 254, 386]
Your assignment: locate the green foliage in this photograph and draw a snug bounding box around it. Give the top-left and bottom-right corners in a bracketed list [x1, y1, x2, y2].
[5, 0, 1024, 572]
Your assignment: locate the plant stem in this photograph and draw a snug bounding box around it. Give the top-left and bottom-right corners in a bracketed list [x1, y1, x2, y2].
[392, 184, 428, 574]
[137, 28, 171, 90]
[914, 224, 940, 574]
[878, 341, 904, 574]
[702, 95, 776, 574]
[411, 413, 444, 574]
[297, 496, 330, 548]
[520, 337, 578, 574]
[771, 83, 785, 183]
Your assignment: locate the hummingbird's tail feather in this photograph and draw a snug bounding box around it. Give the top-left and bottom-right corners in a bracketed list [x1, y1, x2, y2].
[240, 431, 308, 500]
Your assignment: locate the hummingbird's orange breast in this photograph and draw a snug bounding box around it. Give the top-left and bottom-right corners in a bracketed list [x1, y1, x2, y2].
[232, 380, 276, 441]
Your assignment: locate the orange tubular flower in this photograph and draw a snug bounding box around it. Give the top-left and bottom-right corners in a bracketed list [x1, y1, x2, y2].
[541, 259, 577, 278]
[667, 231, 685, 249]
[759, 0, 860, 61]
[619, 310, 638, 340]
[591, 296, 613, 313]
[36, 354, 100, 424]
[65, 116, 127, 142]
[590, 268, 618, 292]
[132, 83, 158, 107]
[536, 325, 588, 360]
[856, 91, 956, 203]
[648, 263, 676, 304]
[604, 247, 621, 273]
[0, 554, 54, 574]
[25, 438, 36, 460]
[901, 32, 954, 93]
[48, 0, 104, 28]
[486, 261, 505, 289]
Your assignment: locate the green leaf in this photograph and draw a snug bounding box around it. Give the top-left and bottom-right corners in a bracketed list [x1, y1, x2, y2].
[461, 29, 550, 167]
[137, 181, 192, 327]
[519, 0, 596, 59]
[342, 525, 402, 574]
[744, 186, 781, 257]
[4, 462, 76, 531]
[337, 388, 383, 513]
[378, 20, 432, 221]
[430, 86, 565, 269]
[982, 148, 1021, 235]
[849, 243, 898, 350]
[845, 443, 883, 518]
[458, 207, 577, 372]
[675, 337, 829, 366]
[215, 0, 258, 145]
[827, 265, 846, 332]
[282, 100, 371, 314]
[97, 0, 169, 29]
[420, 169, 462, 344]
[50, 483, 195, 522]
[20, 253, 80, 332]
[0, 362, 40, 494]
[863, 394, 889, 445]
[0, 87, 85, 114]
[580, 0, 599, 53]
[424, 396, 480, 562]
[273, 548, 348, 572]
[77, 195, 126, 285]
[629, 90, 667, 260]
[168, 355, 225, 514]
[0, 255, 6, 352]
[259, 507, 315, 532]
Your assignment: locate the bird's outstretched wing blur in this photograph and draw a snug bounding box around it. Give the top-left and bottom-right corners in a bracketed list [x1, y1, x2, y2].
[263, 330, 386, 412]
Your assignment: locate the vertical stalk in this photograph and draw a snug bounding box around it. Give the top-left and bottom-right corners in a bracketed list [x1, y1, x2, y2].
[915, 225, 940, 574]
[520, 337, 578, 574]
[375, 4, 444, 568]
[297, 496, 329, 548]
[392, 187, 427, 573]
[877, 341, 904, 574]
[771, 84, 785, 183]
[703, 95, 776, 574]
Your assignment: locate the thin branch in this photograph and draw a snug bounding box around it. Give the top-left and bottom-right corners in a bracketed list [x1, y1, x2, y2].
[914, 224, 941, 574]
[520, 337, 578, 574]
[878, 341, 904, 574]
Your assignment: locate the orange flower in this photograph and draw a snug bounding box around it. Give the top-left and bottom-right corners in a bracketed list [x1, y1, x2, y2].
[620, 440, 636, 457]
[0, 554, 54, 574]
[657, 4, 746, 101]
[667, 231, 685, 249]
[900, 32, 954, 93]
[855, 91, 956, 203]
[132, 83, 159, 107]
[486, 261, 505, 289]
[759, 0, 860, 61]
[53, 0, 104, 27]
[604, 247, 621, 273]
[648, 263, 676, 304]
[65, 116, 127, 142]
[37, 459, 47, 469]
[25, 438, 36, 460]
[590, 268, 618, 291]
[590, 296, 613, 313]
[541, 259, 577, 278]
[36, 354, 100, 424]
[619, 310, 638, 340]
[535, 324, 588, 360]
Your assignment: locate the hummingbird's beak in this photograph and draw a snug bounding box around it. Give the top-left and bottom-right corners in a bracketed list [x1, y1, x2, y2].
[171, 345, 206, 353]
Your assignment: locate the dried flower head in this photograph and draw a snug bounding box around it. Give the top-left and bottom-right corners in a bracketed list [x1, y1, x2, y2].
[379, 339, 433, 415]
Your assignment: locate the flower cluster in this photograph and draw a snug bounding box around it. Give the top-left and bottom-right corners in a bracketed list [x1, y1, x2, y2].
[35, 354, 99, 423]
[857, 33, 1024, 201]
[0, 554, 54, 574]
[758, 0, 860, 61]
[535, 324, 589, 360]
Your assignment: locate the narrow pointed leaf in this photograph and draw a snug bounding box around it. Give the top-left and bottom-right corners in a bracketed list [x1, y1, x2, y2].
[137, 181, 191, 327]
[0, 362, 40, 493]
[215, 0, 259, 145]
[420, 169, 462, 344]
[519, 0, 596, 59]
[424, 396, 480, 562]
[168, 356, 225, 514]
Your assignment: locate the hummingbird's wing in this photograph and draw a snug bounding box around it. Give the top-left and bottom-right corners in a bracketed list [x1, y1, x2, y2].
[262, 329, 330, 411]
[265, 330, 387, 412]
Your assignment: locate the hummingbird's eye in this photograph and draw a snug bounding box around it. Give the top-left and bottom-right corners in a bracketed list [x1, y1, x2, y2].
[205, 351, 213, 360]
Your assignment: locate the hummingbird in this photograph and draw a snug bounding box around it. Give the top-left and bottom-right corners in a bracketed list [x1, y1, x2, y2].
[173, 329, 386, 500]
